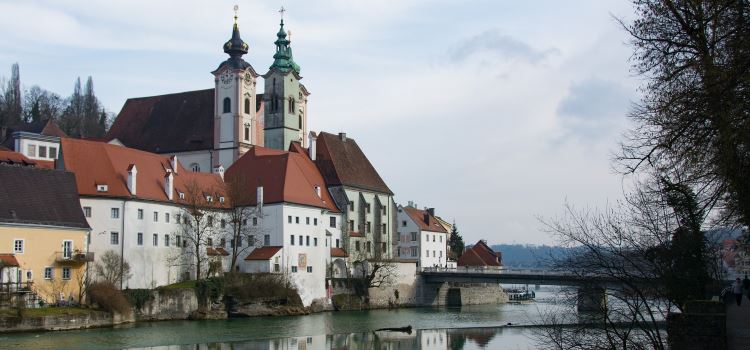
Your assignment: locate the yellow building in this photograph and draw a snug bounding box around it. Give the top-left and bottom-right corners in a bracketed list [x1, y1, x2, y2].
[0, 157, 91, 305]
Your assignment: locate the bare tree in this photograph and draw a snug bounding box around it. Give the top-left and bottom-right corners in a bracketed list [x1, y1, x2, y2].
[93, 250, 132, 286]
[350, 250, 398, 302]
[23, 86, 63, 123]
[178, 180, 223, 281]
[224, 176, 265, 273]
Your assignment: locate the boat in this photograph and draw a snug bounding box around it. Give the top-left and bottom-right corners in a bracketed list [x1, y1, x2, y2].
[505, 288, 535, 302]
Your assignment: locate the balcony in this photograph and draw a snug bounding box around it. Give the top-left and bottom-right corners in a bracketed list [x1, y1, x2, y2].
[55, 251, 94, 264]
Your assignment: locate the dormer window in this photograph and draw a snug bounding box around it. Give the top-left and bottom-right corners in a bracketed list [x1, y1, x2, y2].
[97, 184, 108, 192]
[223, 97, 231, 113]
[179, 192, 185, 200]
[206, 195, 213, 202]
[219, 196, 225, 203]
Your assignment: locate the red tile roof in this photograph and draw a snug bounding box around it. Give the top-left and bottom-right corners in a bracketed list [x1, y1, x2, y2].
[403, 207, 448, 233]
[225, 146, 339, 212]
[107, 89, 264, 154]
[59, 138, 226, 206]
[314, 132, 393, 195]
[457, 240, 502, 267]
[245, 246, 282, 260]
[330, 247, 348, 257]
[0, 150, 36, 166]
[207, 247, 230, 256]
[0, 254, 19, 267]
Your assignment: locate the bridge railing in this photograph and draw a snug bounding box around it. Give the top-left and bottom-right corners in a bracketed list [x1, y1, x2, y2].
[419, 266, 566, 276]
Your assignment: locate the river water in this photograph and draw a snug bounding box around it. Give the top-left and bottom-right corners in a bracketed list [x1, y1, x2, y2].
[0, 286, 573, 349]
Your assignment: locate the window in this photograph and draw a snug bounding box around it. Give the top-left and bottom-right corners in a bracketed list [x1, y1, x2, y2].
[48, 147, 57, 159]
[349, 201, 354, 211]
[381, 242, 386, 252]
[426, 234, 430, 241]
[176, 235, 181, 248]
[314, 218, 318, 226]
[237, 237, 243, 247]
[366, 241, 371, 253]
[137, 232, 143, 246]
[288, 216, 292, 223]
[402, 220, 407, 227]
[306, 217, 310, 225]
[335, 239, 340, 248]
[207, 216, 213, 225]
[110, 232, 119, 245]
[366, 203, 371, 213]
[433, 235, 436, 242]
[411, 232, 417, 241]
[298, 236, 303, 245]
[220, 219, 226, 228]
[165, 213, 170, 223]
[207, 238, 213, 246]
[264, 234, 270, 246]
[366, 222, 371, 233]
[27, 144, 36, 157]
[411, 247, 418, 257]
[244, 98, 250, 114]
[13, 239, 23, 253]
[26, 270, 32, 281]
[298, 115, 302, 129]
[137, 209, 143, 220]
[306, 236, 310, 246]
[381, 205, 387, 215]
[244, 126, 250, 141]
[439, 250, 443, 257]
[190, 163, 200, 172]
[220, 238, 226, 247]
[291, 235, 295, 245]
[329, 217, 336, 228]
[440, 235, 443, 243]
[165, 235, 170, 247]
[62, 267, 71, 280]
[44, 267, 53, 280]
[62, 241, 73, 259]
[153, 212, 158, 222]
[230, 239, 235, 248]
[83, 207, 92, 218]
[355, 241, 361, 251]
[314, 237, 318, 246]
[382, 224, 387, 234]
[426, 250, 430, 257]
[152, 234, 158, 246]
[38, 146, 47, 158]
[176, 214, 181, 223]
[223, 97, 231, 113]
[295, 217, 299, 224]
[291, 266, 298, 273]
[348, 220, 354, 231]
[306, 266, 312, 273]
[111, 208, 120, 219]
[288, 97, 295, 114]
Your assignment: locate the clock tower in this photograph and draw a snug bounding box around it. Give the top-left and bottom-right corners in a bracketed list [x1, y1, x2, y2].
[212, 8, 260, 170]
[263, 15, 310, 151]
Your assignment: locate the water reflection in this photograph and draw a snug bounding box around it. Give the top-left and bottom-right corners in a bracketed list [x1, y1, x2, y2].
[138, 327, 532, 350]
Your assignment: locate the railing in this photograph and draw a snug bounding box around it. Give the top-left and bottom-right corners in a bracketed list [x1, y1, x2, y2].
[419, 266, 568, 276]
[54, 251, 94, 263]
[0, 281, 34, 294]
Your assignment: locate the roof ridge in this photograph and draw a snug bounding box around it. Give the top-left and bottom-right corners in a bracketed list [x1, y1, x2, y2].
[126, 88, 214, 101]
[287, 153, 326, 208]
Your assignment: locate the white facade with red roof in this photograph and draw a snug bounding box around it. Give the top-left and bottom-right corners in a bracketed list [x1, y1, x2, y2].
[396, 204, 449, 268]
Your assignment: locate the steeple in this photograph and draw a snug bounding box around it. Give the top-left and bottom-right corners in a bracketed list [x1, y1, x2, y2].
[269, 12, 301, 74]
[215, 5, 252, 72]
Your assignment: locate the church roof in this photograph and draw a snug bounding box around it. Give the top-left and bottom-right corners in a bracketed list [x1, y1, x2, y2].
[107, 89, 263, 154]
[225, 146, 339, 212]
[314, 132, 393, 195]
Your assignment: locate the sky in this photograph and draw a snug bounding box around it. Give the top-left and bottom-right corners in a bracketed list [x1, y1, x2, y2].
[0, 0, 640, 245]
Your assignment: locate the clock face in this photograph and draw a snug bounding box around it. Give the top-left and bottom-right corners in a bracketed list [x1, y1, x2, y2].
[220, 71, 233, 88]
[243, 73, 253, 87]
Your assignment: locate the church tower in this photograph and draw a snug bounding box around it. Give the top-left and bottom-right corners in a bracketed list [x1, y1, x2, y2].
[263, 12, 310, 150]
[212, 7, 261, 170]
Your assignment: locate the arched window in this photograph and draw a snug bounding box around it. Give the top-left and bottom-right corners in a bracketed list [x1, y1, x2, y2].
[190, 163, 200, 172]
[223, 97, 231, 113]
[244, 98, 250, 114]
[244, 126, 250, 141]
[288, 97, 295, 114]
[299, 115, 302, 129]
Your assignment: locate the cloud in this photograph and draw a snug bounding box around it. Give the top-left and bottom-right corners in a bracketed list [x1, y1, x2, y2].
[556, 78, 632, 138]
[448, 29, 559, 64]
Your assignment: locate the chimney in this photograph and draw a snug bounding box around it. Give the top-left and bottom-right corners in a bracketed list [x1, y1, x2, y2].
[256, 186, 264, 208]
[423, 213, 430, 225]
[213, 165, 225, 181]
[339, 132, 347, 142]
[127, 164, 137, 196]
[165, 172, 174, 200]
[427, 208, 435, 217]
[170, 155, 178, 174]
[308, 131, 317, 161]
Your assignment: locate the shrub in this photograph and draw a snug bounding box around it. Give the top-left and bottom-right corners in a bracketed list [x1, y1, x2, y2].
[123, 289, 154, 311]
[88, 282, 131, 315]
[224, 273, 302, 306]
[195, 277, 224, 307]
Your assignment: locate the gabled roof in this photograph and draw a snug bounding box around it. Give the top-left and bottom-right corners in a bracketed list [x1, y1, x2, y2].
[457, 240, 502, 267]
[0, 254, 19, 267]
[207, 247, 230, 256]
[1, 119, 67, 150]
[106, 89, 264, 154]
[314, 132, 393, 195]
[331, 247, 348, 257]
[0, 150, 36, 167]
[0, 165, 90, 229]
[245, 246, 282, 260]
[58, 138, 225, 205]
[225, 146, 339, 212]
[403, 206, 448, 233]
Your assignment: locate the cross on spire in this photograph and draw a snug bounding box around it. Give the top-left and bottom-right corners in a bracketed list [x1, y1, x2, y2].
[233, 4, 239, 24]
[279, 6, 286, 21]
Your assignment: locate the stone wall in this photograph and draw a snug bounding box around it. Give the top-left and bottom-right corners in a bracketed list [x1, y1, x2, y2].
[417, 282, 508, 307]
[0, 310, 124, 332]
[667, 300, 726, 350]
[134, 288, 199, 321]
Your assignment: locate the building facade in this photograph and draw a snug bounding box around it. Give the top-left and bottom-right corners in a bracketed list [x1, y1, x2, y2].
[396, 205, 449, 268]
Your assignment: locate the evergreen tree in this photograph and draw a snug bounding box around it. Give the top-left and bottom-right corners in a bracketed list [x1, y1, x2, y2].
[60, 77, 84, 137]
[448, 222, 465, 259]
[82, 76, 103, 137]
[0, 63, 22, 126]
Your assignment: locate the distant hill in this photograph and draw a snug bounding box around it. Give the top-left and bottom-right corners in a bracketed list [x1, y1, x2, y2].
[490, 244, 573, 268]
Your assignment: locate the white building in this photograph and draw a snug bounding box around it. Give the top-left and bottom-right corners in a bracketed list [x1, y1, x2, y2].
[397, 205, 449, 268]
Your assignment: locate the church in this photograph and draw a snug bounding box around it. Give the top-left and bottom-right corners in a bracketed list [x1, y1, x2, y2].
[107, 10, 309, 174]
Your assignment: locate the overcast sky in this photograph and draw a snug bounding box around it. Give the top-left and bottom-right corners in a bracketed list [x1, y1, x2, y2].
[0, 0, 640, 245]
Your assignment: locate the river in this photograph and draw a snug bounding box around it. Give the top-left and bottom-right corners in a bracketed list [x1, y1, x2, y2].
[0, 286, 573, 349]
